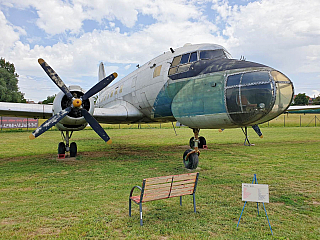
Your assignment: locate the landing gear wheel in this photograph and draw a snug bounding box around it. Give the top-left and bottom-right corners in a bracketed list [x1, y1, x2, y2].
[189, 136, 206, 149]
[58, 142, 66, 154]
[183, 149, 199, 169]
[199, 136, 206, 148]
[70, 142, 77, 157]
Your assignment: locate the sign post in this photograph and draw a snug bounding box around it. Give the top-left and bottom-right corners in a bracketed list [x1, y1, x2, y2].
[237, 174, 273, 235]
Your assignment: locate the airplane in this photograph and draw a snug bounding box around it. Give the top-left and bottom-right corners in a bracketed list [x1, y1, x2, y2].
[0, 43, 300, 169]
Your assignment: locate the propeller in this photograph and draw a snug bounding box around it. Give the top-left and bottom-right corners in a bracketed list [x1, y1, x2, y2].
[30, 58, 117, 144]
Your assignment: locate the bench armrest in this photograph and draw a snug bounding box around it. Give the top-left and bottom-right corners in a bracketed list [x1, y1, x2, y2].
[129, 185, 142, 198]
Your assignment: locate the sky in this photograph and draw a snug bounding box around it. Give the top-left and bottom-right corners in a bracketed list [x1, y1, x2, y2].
[0, 0, 319, 102]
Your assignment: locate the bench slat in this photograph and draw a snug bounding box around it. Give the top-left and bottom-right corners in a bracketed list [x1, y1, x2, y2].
[172, 179, 196, 186]
[145, 176, 173, 185]
[172, 173, 198, 182]
[170, 189, 194, 197]
[145, 182, 172, 190]
[144, 189, 170, 197]
[171, 184, 195, 192]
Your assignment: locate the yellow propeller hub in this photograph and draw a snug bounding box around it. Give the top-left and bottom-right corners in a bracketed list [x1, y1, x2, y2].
[73, 98, 82, 108]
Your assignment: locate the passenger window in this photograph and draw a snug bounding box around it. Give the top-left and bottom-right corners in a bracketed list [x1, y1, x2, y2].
[153, 65, 162, 78]
[180, 53, 190, 64]
[189, 52, 197, 62]
[241, 72, 270, 85]
[171, 56, 181, 67]
[227, 74, 241, 87]
[119, 86, 123, 93]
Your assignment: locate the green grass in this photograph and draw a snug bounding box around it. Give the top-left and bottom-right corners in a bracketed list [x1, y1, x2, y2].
[0, 126, 320, 239]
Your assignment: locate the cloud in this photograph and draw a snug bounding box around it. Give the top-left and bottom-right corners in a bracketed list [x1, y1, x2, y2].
[215, 0, 320, 71]
[0, 10, 25, 53]
[1, 0, 320, 100]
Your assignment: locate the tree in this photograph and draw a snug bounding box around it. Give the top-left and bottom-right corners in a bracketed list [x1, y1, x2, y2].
[313, 95, 320, 105]
[41, 94, 56, 104]
[293, 93, 309, 105]
[0, 58, 26, 103]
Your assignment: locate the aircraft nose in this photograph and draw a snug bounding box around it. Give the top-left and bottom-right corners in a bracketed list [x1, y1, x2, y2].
[257, 70, 294, 122]
[225, 70, 294, 125]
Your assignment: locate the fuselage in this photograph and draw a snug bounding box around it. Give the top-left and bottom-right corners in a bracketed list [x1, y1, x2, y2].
[97, 43, 294, 129]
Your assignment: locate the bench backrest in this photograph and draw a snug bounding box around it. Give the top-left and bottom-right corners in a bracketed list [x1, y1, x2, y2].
[140, 172, 199, 202]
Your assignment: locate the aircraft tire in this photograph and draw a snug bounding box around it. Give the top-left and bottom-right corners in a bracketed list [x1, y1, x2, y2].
[183, 149, 199, 169]
[70, 142, 77, 157]
[189, 137, 206, 149]
[58, 142, 66, 154]
[199, 136, 206, 148]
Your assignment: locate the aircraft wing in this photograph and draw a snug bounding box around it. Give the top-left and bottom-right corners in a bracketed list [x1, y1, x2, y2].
[287, 105, 320, 113]
[0, 102, 53, 119]
[0, 100, 144, 123]
[93, 100, 144, 123]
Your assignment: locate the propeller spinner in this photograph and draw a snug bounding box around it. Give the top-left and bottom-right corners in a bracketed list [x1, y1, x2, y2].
[30, 59, 117, 144]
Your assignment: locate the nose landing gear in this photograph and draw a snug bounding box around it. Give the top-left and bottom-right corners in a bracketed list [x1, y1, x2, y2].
[58, 131, 77, 157]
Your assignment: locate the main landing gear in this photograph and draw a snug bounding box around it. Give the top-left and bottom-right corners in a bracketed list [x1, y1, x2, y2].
[242, 125, 263, 146]
[183, 128, 207, 169]
[58, 131, 77, 157]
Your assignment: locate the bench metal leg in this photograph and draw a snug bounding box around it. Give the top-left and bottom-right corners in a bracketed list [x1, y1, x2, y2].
[180, 196, 182, 206]
[139, 203, 143, 226]
[129, 199, 132, 217]
[193, 194, 196, 213]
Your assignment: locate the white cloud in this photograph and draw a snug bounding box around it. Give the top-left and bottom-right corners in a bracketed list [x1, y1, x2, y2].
[0, 10, 25, 54]
[215, 0, 320, 71]
[1, 0, 320, 100]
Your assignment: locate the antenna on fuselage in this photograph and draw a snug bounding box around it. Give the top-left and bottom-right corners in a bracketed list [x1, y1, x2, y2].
[170, 47, 175, 53]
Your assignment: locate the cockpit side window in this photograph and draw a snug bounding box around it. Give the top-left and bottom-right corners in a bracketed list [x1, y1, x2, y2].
[171, 55, 182, 67]
[200, 49, 226, 60]
[180, 53, 190, 64]
[189, 52, 197, 62]
[169, 52, 198, 77]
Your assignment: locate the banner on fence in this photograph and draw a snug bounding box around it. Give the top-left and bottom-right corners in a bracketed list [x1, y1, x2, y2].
[0, 117, 38, 129]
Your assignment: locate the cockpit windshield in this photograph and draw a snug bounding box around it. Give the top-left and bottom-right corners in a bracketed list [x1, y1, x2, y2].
[200, 49, 226, 60]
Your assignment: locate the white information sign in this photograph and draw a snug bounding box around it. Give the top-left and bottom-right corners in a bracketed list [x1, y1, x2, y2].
[242, 183, 269, 203]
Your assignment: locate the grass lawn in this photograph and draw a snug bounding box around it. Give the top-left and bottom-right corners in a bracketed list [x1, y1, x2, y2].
[0, 126, 319, 239]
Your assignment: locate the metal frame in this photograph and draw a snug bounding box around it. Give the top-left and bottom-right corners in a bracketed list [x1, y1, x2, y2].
[129, 173, 199, 226]
[237, 174, 273, 235]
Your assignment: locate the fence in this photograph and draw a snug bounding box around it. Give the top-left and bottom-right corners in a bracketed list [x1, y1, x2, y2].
[0, 117, 38, 130]
[260, 114, 320, 127]
[1, 114, 320, 131]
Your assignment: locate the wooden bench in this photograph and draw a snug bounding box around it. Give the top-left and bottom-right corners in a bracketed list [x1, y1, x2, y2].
[129, 172, 199, 226]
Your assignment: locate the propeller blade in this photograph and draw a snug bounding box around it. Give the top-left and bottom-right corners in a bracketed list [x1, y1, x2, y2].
[29, 107, 72, 139]
[82, 72, 118, 101]
[252, 124, 263, 138]
[80, 109, 112, 144]
[38, 58, 73, 99]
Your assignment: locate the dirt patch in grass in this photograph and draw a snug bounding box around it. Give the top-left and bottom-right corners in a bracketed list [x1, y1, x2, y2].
[1, 219, 18, 225]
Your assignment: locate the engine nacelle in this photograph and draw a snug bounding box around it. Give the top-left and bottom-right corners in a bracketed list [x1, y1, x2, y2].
[52, 85, 95, 131]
